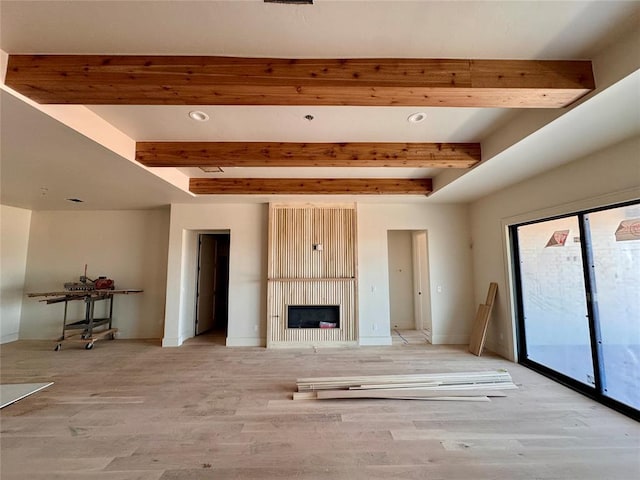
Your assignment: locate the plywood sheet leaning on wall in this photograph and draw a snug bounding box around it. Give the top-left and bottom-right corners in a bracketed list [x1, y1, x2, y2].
[469, 282, 498, 356]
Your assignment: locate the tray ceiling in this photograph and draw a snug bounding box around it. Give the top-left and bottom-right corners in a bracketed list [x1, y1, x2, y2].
[1, 1, 638, 207]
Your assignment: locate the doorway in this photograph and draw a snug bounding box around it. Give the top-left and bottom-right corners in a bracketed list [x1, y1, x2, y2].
[195, 233, 230, 337]
[387, 230, 432, 343]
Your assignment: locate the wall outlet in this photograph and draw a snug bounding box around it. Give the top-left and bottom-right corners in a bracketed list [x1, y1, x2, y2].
[437, 285, 442, 293]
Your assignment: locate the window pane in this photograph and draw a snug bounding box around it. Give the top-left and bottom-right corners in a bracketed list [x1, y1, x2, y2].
[518, 217, 594, 386]
[587, 205, 640, 409]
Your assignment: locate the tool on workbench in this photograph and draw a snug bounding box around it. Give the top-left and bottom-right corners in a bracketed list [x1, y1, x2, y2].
[64, 264, 114, 291]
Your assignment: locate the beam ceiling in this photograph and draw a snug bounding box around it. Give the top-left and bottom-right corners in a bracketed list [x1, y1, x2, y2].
[5, 55, 594, 108]
[136, 142, 481, 168]
[189, 178, 433, 195]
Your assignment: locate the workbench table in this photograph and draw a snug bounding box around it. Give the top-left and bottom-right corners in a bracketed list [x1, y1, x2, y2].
[27, 289, 143, 350]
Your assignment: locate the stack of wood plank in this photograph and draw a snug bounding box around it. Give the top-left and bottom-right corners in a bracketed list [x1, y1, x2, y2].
[293, 369, 516, 402]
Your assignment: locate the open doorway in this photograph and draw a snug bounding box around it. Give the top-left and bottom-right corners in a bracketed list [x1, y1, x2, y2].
[195, 233, 230, 339]
[387, 230, 432, 344]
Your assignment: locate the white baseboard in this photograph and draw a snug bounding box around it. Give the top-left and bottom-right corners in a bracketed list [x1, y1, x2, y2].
[0, 333, 19, 344]
[226, 337, 265, 347]
[359, 336, 393, 346]
[431, 334, 469, 345]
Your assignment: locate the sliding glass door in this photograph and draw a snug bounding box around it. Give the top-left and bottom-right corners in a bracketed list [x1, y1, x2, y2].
[517, 216, 594, 386]
[513, 201, 639, 418]
[586, 205, 640, 410]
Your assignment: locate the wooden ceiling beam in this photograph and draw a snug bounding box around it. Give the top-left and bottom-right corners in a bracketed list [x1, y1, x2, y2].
[189, 178, 433, 195]
[136, 142, 480, 168]
[5, 55, 594, 108]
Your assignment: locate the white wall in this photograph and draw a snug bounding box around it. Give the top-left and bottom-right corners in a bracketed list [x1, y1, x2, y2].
[20, 209, 170, 340]
[470, 136, 640, 361]
[164, 202, 475, 348]
[0, 205, 32, 343]
[358, 203, 474, 345]
[163, 203, 267, 347]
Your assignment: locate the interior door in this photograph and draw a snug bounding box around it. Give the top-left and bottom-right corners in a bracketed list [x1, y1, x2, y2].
[412, 230, 431, 334]
[195, 234, 217, 335]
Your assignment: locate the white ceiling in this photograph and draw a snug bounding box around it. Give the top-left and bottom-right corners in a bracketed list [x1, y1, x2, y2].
[86, 105, 511, 143]
[1, 1, 639, 210]
[433, 69, 640, 203]
[2, 1, 636, 58]
[0, 91, 190, 210]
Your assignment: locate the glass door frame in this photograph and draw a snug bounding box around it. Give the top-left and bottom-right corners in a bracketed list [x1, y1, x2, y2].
[510, 199, 639, 421]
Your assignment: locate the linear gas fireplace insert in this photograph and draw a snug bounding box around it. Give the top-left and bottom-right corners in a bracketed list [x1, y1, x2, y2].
[287, 305, 340, 329]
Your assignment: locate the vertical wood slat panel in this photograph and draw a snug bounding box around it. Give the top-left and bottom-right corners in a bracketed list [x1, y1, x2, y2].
[269, 205, 356, 279]
[267, 204, 358, 347]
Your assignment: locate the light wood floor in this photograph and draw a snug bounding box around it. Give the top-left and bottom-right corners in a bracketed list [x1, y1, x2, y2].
[1, 339, 638, 479]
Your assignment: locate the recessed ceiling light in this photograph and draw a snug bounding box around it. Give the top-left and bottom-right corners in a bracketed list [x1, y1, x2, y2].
[199, 166, 224, 173]
[188, 111, 209, 122]
[66, 198, 84, 203]
[407, 112, 427, 123]
[304, 114, 315, 121]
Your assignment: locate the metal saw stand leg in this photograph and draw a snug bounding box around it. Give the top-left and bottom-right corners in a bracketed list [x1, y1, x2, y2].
[54, 294, 117, 351]
[55, 300, 69, 350]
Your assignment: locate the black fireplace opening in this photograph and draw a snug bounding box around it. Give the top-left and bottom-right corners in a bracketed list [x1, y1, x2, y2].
[287, 305, 340, 329]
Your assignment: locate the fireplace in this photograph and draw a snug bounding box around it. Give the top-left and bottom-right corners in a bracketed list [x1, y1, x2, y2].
[287, 305, 340, 329]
